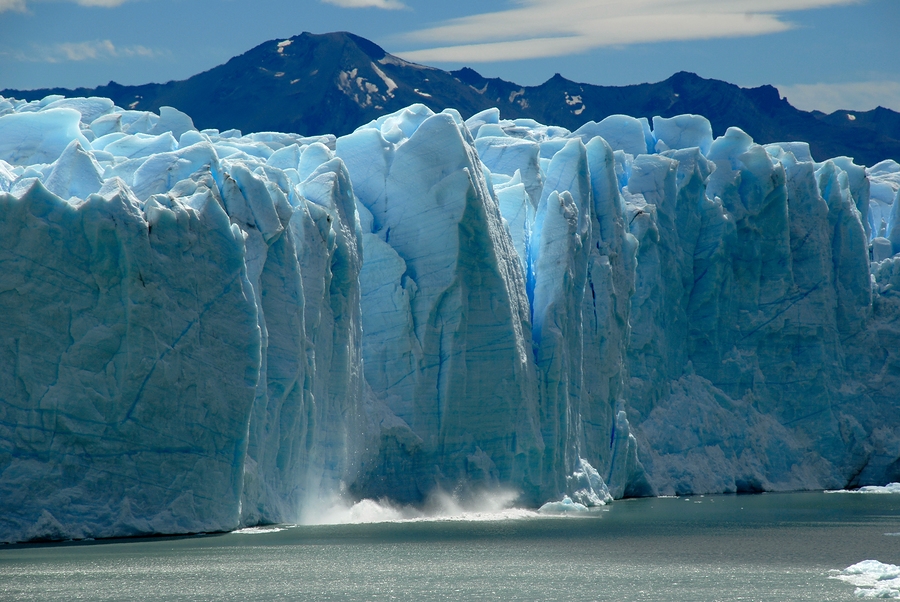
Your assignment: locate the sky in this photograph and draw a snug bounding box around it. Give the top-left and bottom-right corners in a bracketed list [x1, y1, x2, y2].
[0, 0, 898, 114]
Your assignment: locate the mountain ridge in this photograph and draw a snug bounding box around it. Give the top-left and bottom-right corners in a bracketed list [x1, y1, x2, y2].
[3, 31, 899, 166]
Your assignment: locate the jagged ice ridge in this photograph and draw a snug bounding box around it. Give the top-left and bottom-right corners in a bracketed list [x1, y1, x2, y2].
[0, 93, 898, 543]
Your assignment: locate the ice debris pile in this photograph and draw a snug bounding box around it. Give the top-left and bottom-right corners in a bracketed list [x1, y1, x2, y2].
[827, 482, 900, 494]
[0, 94, 899, 543]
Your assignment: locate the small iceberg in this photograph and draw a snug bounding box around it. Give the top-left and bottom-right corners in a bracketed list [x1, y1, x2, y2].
[538, 496, 590, 515]
[831, 560, 900, 598]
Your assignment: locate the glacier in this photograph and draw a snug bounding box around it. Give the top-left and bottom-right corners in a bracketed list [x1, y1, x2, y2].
[0, 93, 898, 543]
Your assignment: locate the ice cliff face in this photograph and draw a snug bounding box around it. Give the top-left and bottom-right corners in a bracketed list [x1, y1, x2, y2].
[0, 94, 898, 543]
[338, 106, 544, 503]
[0, 97, 363, 541]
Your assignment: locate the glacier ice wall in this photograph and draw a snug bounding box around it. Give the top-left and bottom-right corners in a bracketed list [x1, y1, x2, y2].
[0, 98, 362, 541]
[338, 106, 544, 503]
[0, 174, 260, 541]
[0, 94, 899, 543]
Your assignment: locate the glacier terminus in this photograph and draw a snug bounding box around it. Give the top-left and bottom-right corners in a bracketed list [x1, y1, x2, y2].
[0, 92, 899, 543]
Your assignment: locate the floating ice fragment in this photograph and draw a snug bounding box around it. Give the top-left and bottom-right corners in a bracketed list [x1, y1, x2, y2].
[538, 496, 590, 514]
[832, 560, 900, 598]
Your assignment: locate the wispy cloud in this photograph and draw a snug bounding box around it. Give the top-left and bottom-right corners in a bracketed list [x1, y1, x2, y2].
[777, 81, 900, 113]
[74, 0, 130, 6]
[0, 0, 129, 13]
[0, 0, 26, 12]
[396, 0, 862, 63]
[321, 0, 407, 9]
[13, 39, 163, 63]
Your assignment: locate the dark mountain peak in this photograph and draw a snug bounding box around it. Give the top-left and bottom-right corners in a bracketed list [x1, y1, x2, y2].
[344, 32, 388, 59]
[452, 67, 487, 87]
[665, 71, 729, 95]
[743, 83, 787, 113]
[546, 73, 571, 85]
[745, 83, 781, 102]
[241, 31, 387, 66]
[668, 71, 705, 84]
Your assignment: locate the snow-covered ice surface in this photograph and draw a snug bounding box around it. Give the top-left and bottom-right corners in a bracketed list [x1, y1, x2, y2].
[1, 95, 899, 543]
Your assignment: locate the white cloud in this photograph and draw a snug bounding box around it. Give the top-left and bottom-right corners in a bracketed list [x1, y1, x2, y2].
[15, 39, 161, 63]
[777, 81, 900, 113]
[0, 0, 26, 12]
[396, 0, 862, 63]
[0, 0, 129, 12]
[58, 39, 117, 61]
[321, 0, 407, 9]
[74, 0, 130, 5]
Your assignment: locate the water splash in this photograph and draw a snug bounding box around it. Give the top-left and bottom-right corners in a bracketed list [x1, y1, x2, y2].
[231, 526, 291, 535]
[299, 488, 539, 525]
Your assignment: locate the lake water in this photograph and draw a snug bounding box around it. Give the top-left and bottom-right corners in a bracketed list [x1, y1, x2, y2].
[2, 492, 898, 601]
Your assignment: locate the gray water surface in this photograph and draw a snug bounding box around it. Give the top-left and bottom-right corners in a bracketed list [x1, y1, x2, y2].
[1, 492, 898, 601]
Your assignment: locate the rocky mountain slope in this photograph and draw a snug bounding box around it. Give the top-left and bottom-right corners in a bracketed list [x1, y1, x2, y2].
[4, 31, 899, 166]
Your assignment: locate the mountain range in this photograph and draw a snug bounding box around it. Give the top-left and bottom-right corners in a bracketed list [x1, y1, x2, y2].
[4, 31, 899, 167]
